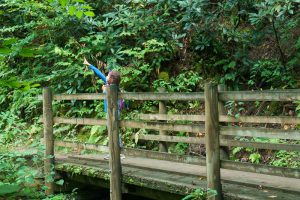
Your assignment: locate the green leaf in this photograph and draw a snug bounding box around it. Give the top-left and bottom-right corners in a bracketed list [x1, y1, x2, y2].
[75, 10, 84, 19]
[30, 83, 40, 88]
[249, 153, 261, 164]
[84, 11, 95, 17]
[0, 47, 12, 55]
[90, 126, 99, 135]
[19, 48, 35, 57]
[227, 61, 236, 69]
[3, 38, 17, 46]
[232, 147, 243, 155]
[69, 6, 77, 16]
[55, 179, 64, 186]
[59, 0, 68, 8]
[0, 183, 20, 195]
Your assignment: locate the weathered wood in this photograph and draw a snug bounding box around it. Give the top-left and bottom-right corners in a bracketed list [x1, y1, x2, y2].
[120, 120, 205, 133]
[220, 115, 300, 124]
[43, 87, 55, 195]
[54, 114, 300, 125]
[54, 140, 109, 152]
[53, 140, 300, 179]
[55, 155, 300, 199]
[220, 139, 300, 151]
[124, 148, 207, 165]
[52, 139, 300, 179]
[135, 134, 205, 144]
[48, 92, 205, 101]
[54, 117, 106, 125]
[139, 114, 300, 124]
[220, 126, 300, 140]
[205, 83, 222, 200]
[219, 90, 300, 101]
[218, 85, 227, 115]
[158, 88, 168, 152]
[139, 114, 205, 122]
[133, 133, 300, 151]
[53, 117, 204, 133]
[221, 160, 300, 179]
[106, 85, 122, 200]
[53, 93, 106, 100]
[120, 92, 204, 101]
[218, 85, 229, 160]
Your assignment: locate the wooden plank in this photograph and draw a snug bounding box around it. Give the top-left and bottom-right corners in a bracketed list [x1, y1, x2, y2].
[43, 87, 55, 195]
[124, 148, 206, 165]
[218, 85, 230, 160]
[220, 115, 300, 124]
[54, 140, 109, 152]
[53, 93, 106, 100]
[139, 114, 205, 122]
[220, 139, 300, 151]
[137, 114, 300, 124]
[54, 117, 106, 125]
[120, 120, 205, 133]
[135, 134, 205, 144]
[106, 85, 122, 200]
[54, 114, 300, 125]
[219, 90, 300, 101]
[120, 92, 204, 101]
[221, 160, 300, 179]
[53, 117, 204, 133]
[159, 87, 168, 152]
[53, 140, 300, 179]
[205, 83, 222, 200]
[220, 126, 300, 140]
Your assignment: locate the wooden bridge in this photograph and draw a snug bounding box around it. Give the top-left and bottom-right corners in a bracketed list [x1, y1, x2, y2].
[41, 84, 300, 200]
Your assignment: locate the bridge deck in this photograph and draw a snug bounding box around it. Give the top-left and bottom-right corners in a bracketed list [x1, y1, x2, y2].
[55, 152, 300, 200]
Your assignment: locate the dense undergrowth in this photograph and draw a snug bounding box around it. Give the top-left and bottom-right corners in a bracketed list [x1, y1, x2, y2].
[1, 0, 300, 199]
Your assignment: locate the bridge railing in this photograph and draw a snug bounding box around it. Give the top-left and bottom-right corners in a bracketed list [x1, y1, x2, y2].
[42, 84, 300, 199]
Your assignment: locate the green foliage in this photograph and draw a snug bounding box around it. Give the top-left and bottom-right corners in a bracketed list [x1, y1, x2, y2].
[248, 60, 295, 88]
[168, 132, 189, 155]
[249, 152, 261, 164]
[182, 188, 217, 200]
[0, 148, 45, 199]
[224, 101, 245, 118]
[87, 125, 107, 144]
[270, 150, 300, 168]
[0, 183, 20, 195]
[153, 71, 203, 92]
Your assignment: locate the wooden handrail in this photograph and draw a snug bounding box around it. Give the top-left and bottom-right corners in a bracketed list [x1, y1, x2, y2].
[219, 90, 300, 101]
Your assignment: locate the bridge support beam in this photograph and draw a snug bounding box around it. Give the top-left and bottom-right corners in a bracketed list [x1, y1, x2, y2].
[158, 87, 168, 152]
[43, 87, 55, 195]
[205, 83, 222, 200]
[107, 85, 122, 200]
[218, 85, 229, 160]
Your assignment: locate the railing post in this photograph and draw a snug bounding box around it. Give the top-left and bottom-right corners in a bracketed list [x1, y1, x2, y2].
[205, 83, 222, 200]
[159, 87, 168, 152]
[218, 85, 229, 160]
[43, 87, 55, 195]
[106, 85, 122, 200]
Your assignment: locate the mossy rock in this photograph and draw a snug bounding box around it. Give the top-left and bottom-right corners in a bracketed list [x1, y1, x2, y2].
[158, 72, 169, 81]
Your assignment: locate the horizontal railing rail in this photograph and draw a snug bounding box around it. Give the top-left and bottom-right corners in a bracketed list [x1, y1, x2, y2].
[220, 126, 300, 140]
[219, 90, 300, 101]
[44, 92, 205, 101]
[139, 114, 300, 124]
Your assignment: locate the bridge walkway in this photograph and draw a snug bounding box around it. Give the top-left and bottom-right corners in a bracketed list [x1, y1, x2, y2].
[55, 152, 300, 200]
